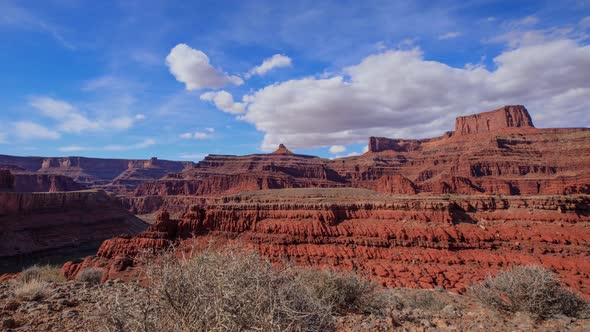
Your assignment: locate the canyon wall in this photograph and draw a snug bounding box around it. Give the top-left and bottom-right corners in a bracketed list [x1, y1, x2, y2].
[0, 190, 148, 272]
[63, 188, 590, 296]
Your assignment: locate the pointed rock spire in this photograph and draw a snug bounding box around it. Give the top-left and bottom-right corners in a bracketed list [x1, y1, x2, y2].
[272, 144, 294, 155]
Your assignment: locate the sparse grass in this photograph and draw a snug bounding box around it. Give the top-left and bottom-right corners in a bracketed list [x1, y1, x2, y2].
[77, 268, 103, 284]
[469, 265, 588, 319]
[13, 279, 51, 301]
[95, 246, 386, 332]
[17, 264, 65, 283]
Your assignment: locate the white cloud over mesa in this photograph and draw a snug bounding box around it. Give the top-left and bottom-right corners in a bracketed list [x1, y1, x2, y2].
[202, 35, 590, 151]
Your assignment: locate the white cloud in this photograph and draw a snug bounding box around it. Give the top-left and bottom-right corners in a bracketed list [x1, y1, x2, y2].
[58, 145, 85, 152]
[205, 127, 215, 132]
[166, 44, 243, 90]
[231, 37, 590, 151]
[581, 16, 590, 29]
[375, 41, 387, 50]
[329, 145, 346, 154]
[438, 32, 462, 40]
[362, 145, 369, 153]
[179, 153, 206, 160]
[14, 121, 60, 140]
[518, 16, 540, 26]
[179, 131, 212, 139]
[200, 91, 245, 114]
[193, 132, 210, 139]
[59, 138, 156, 152]
[29, 96, 140, 133]
[135, 114, 146, 120]
[247, 54, 292, 77]
[179, 133, 193, 139]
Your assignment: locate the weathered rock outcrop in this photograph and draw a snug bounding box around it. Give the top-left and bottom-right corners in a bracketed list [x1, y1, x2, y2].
[455, 105, 535, 136]
[0, 190, 148, 273]
[63, 188, 590, 296]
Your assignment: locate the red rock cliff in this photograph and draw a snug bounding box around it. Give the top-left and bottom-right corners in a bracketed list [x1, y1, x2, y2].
[455, 105, 534, 136]
[63, 188, 590, 296]
[0, 190, 147, 269]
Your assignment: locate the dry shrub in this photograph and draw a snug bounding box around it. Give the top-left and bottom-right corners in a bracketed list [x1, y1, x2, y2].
[78, 268, 104, 284]
[469, 265, 588, 319]
[400, 291, 447, 312]
[96, 247, 385, 332]
[13, 279, 50, 301]
[295, 269, 386, 314]
[17, 264, 65, 283]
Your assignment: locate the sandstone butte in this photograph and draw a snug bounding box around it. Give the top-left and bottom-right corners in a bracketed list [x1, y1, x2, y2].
[54, 105, 590, 297]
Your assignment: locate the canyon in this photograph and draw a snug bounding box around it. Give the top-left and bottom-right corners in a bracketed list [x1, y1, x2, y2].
[3, 105, 590, 297]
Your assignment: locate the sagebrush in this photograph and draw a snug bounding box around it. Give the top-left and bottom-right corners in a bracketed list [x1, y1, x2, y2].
[77, 268, 103, 284]
[95, 246, 386, 332]
[469, 265, 588, 319]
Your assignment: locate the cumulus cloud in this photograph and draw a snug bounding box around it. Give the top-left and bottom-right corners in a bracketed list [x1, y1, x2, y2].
[225, 37, 590, 151]
[329, 145, 346, 154]
[14, 121, 60, 140]
[247, 54, 292, 77]
[438, 32, 462, 40]
[30, 96, 141, 133]
[166, 44, 243, 90]
[200, 91, 246, 114]
[58, 138, 156, 152]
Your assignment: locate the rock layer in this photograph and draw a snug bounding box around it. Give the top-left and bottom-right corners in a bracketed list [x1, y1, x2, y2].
[63, 189, 590, 296]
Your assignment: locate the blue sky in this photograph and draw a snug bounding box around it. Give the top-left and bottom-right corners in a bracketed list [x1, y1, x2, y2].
[0, 0, 589, 160]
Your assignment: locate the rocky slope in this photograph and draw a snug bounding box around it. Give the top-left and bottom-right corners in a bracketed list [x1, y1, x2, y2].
[0, 190, 148, 273]
[129, 105, 590, 214]
[63, 188, 590, 297]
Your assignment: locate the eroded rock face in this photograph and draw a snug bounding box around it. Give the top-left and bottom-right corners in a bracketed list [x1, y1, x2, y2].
[0, 190, 148, 273]
[455, 105, 535, 136]
[63, 189, 590, 296]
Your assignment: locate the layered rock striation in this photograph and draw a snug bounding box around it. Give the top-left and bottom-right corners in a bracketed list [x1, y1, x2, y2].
[63, 188, 590, 295]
